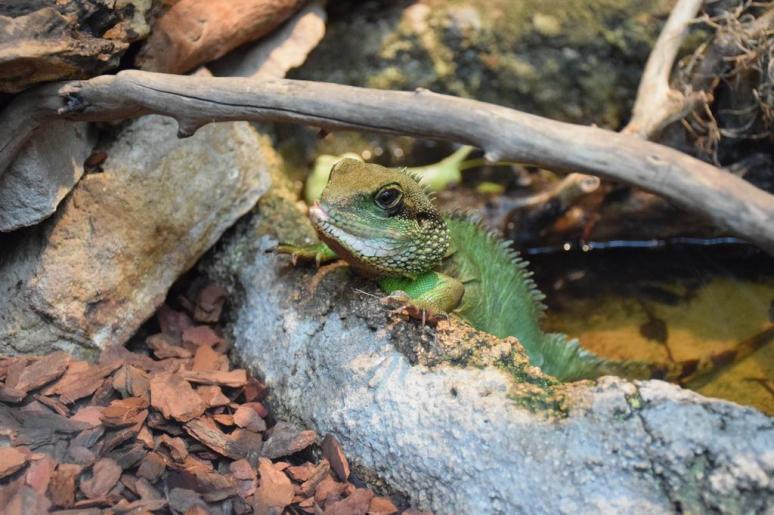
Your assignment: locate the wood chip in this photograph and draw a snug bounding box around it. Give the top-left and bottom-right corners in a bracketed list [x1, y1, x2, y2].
[79, 458, 122, 499]
[13, 351, 70, 393]
[322, 434, 350, 482]
[211, 413, 234, 426]
[192, 344, 220, 371]
[159, 434, 189, 462]
[101, 396, 149, 427]
[233, 405, 267, 433]
[146, 333, 192, 359]
[183, 418, 261, 463]
[297, 460, 331, 497]
[49, 463, 82, 508]
[194, 283, 227, 323]
[286, 462, 317, 483]
[112, 365, 151, 400]
[108, 442, 147, 470]
[324, 488, 375, 515]
[253, 457, 294, 514]
[25, 455, 54, 495]
[0, 447, 29, 478]
[179, 369, 247, 388]
[262, 421, 317, 459]
[196, 385, 230, 407]
[367, 496, 399, 515]
[182, 325, 223, 347]
[229, 459, 257, 498]
[0, 385, 26, 403]
[48, 361, 122, 404]
[149, 372, 206, 422]
[137, 452, 166, 483]
[167, 487, 207, 514]
[314, 475, 347, 506]
[70, 406, 104, 427]
[242, 377, 269, 402]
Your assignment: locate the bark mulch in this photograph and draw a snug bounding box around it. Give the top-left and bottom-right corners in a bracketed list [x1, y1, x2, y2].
[0, 282, 430, 515]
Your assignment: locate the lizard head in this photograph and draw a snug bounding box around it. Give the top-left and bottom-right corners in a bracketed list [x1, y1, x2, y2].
[309, 158, 449, 278]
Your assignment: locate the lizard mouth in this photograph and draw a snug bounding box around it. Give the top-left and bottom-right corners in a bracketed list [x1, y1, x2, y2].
[308, 202, 330, 224]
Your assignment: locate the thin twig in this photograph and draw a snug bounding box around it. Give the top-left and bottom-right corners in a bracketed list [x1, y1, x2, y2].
[1, 70, 773, 253]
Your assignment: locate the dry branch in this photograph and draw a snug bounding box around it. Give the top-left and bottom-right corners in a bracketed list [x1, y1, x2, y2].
[623, 0, 707, 138]
[1, 70, 773, 253]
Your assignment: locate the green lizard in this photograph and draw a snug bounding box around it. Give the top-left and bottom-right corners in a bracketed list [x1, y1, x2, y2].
[278, 158, 767, 382]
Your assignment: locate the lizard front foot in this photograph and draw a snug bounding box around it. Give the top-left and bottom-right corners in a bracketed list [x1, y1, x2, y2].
[381, 291, 447, 326]
[275, 242, 338, 267]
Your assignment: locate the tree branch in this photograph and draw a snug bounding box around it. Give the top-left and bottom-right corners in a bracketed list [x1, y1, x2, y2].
[1, 70, 773, 254]
[623, 0, 707, 138]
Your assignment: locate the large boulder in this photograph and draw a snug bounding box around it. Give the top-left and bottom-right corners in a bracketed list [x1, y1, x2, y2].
[0, 115, 273, 355]
[204, 176, 774, 514]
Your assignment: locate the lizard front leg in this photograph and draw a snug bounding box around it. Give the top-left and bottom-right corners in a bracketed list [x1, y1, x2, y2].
[276, 241, 338, 266]
[379, 271, 464, 321]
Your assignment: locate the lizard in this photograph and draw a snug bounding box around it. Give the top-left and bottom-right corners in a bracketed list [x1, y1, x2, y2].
[278, 158, 769, 382]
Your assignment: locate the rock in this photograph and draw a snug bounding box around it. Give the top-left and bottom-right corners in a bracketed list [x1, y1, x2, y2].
[0, 121, 95, 232]
[135, 0, 306, 74]
[204, 177, 774, 514]
[210, 1, 327, 79]
[0, 115, 272, 355]
[0, 1, 153, 93]
[293, 0, 669, 127]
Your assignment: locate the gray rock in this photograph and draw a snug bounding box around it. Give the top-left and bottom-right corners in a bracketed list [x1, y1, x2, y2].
[0, 115, 272, 355]
[208, 187, 773, 514]
[0, 121, 95, 232]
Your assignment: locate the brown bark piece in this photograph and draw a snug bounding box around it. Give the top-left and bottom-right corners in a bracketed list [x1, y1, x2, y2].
[179, 369, 247, 388]
[0, 385, 26, 403]
[0, 447, 29, 478]
[183, 418, 261, 462]
[229, 459, 257, 498]
[324, 488, 375, 515]
[297, 460, 331, 497]
[108, 443, 148, 470]
[253, 457, 294, 514]
[136, 0, 306, 74]
[80, 458, 122, 499]
[112, 365, 151, 400]
[70, 406, 104, 427]
[286, 462, 316, 482]
[49, 361, 123, 404]
[194, 284, 227, 323]
[182, 325, 223, 348]
[321, 434, 350, 482]
[159, 434, 189, 462]
[196, 385, 230, 407]
[314, 475, 347, 507]
[49, 463, 82, 508]
[233, 405, 267, 433]
[25, 455, 55, 495]
[13, 351, 70, 393]
[33, 394, 69, 416]
[167, 487, 207, 514]
[146, 333, 193, 359]
[262, 421, 317, 459]
[150, 372, 206, 422]
[242, 378, 269, 402]
[101, 397, 149, 427]
[137, 452, 166, 483]
[367, 496, 399, 515]
[192, 344, 222, 372]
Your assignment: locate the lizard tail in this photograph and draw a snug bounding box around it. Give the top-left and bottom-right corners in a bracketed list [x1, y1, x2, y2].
[537, 326, 774, 383]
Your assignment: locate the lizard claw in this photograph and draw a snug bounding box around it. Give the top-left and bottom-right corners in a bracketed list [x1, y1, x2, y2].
[381, 291, 443, 326]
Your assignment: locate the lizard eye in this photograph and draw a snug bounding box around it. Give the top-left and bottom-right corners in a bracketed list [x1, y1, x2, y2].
[374, 186, 403, 210]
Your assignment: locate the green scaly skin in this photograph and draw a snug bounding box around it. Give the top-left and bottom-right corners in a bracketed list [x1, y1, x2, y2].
[278, 159, 765, 382]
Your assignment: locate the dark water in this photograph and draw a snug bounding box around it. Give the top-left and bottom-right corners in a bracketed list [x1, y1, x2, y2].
[528, 242, 774, 414]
